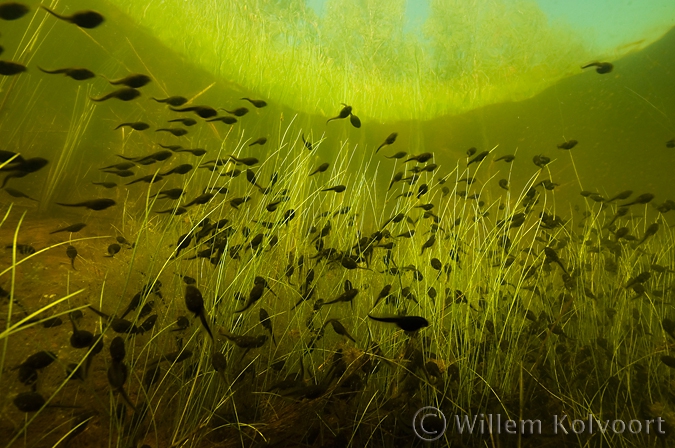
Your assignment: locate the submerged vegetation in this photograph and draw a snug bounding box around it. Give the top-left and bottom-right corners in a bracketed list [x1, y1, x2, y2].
[1, 2, 675, 448]
[5, 113, 675, 447]
[108, 0, 596, 121]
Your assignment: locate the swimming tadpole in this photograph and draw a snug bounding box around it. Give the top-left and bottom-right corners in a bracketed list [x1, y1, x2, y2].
[56, 198, 116, 211]
[153, 96, 188, 106]
[324, 318, 357, 342]
[0, 2, 29, 20]
[405, 152, 433, 163]
[114, 122, 150, 131]
[184, 285, 214, 341]
[38, 66, 95, 80]
[221, 107, 249, 117]
[383, 151, 406, 161]
[176, 147, 207, 156]
[0, 60, 27, 76]
[41, 6, 104, 29]
[69, 312, 93, 348]
[557, 140, 578, 150]
[581, 61, 613, 74]
[467, 151, 489, 166]
[373, 284, 393, 308]
[245, 169, 263, 189]
[620, 193, 654, 207]
[388, 171, 404, 191]
[107, 360, 136, 410]
[228, 196, 250, 210]
[4, 188, 37, 201]
[326, 104, 352, 124]
[219, 332, 268, 361]
[90, 88, 140, 102]
[419, 235, 436, 255]
[323, 288, 359, 307]
[367, 315, 429, 332]
[258, 308, 277, 345]
[494, 154, 516, 163]
[106, 243, 121, 257]
[228, 155, 259, 166]
[153, 188, 184, 200]
[532, 154, 551, 168]
[66, 245, 78, 269]
[310, 162, 329, 176]
[206, 116, 238, 125]
[241, 97, 267, 108]
[182, 193, 214, 207]
[104, 73, 151, 88]
[13, 392, 46, 412]
[321, 185, 346, 193]
[543, 247, 567, 274]
[118, 150, 172, 164]
[235, 283, 265, 313]
[249, 137, 267, 146]
[159, 164, 193, 176]
[170, 105, 218, 118]
[50, 222, 86, 234]
[636, 223, 659, 247]
[0, 157, 49, 188]
[606, 190, 632, 202]
[168, 117, 197, 126]
[376, 133, 398, 153]
[301, 133, 314, 151]
[281, 209, 296, 225]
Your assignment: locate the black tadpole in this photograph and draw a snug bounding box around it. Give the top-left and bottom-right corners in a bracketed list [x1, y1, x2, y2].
[69, 313, 94, 348]
[368, 315, 429, 332]
[376, 133, 398, 153]
[581, 61, 613, 74]
[259, 308, 277, 345]
[153, 96, 188, 106]
[185, 285, 214, 340]
[107, 360, 136, 410]
[41, 6, 104, 29]
[235, 283, 264, 313]
[326, 104, 352, 124]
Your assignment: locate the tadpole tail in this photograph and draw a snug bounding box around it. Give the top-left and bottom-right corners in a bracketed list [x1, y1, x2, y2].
[40, 6, 66, 21]
[198, 311, 214, 341]
[117, 386, 137, 411]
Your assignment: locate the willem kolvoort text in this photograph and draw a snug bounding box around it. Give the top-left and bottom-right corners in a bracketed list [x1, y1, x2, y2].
[452, 414, 666, 435]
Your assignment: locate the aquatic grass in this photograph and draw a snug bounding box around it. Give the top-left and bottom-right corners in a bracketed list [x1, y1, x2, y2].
[0, 296, 86, 340]
[3, 111, 675, 447]
[107, 0, 598, 122]
[40, 87, 96, 210]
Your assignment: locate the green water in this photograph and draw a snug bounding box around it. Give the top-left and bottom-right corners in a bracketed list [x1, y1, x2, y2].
[1, 1, 675, 448]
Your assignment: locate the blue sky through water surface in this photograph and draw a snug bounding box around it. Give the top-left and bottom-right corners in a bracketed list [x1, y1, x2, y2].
[305, 0, 675, 54]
